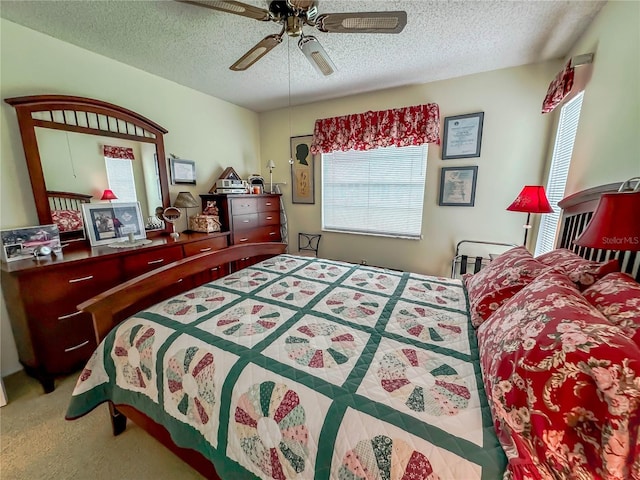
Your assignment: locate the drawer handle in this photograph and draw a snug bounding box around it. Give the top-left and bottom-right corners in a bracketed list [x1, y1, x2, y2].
[65, 340, 90, 352]
[69, 275, 94, 283]
[58, 310, 83, 321]
[200, 247, 212, 252]
[241, 204, 250, 208]
[176, 278, 183, 283]
[239, 238, 249, 242]
[269, 232, 276, 236]
[266, 216, 273, 220]
[147, 259, 164, 265]
[242, 219, 250, 223]
[265, 202, 272, 206]
[210, 267, 219, 271]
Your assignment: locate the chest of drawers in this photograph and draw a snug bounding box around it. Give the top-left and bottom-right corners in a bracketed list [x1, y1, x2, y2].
[201, 194, 282, 245]
[1, 232, 229, 393]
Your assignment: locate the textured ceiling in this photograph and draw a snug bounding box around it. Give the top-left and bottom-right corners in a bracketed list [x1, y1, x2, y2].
[1, 0, 605, 112]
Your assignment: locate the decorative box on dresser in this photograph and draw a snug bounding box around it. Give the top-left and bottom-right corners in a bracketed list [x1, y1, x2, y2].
[200, 193, 282, 269]
[1, 232, 229, 393]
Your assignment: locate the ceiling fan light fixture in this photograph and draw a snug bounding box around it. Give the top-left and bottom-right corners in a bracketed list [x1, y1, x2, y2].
[298, 35, 336, 76]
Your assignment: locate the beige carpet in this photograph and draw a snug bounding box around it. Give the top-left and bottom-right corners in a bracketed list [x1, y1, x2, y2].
[0, 370, 204, 479]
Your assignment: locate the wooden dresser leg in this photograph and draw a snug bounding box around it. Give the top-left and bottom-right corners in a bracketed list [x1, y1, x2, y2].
[109, 403, 127, 436]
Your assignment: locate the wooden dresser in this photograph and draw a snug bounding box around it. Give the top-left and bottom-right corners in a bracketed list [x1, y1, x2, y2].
[200, 194, 282, 270]
[1, 232, 229, 393]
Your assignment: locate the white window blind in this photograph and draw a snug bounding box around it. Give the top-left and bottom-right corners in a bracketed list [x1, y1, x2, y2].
[535, 92, 584, 256]
[322, 144, 428, 239]
[105, 157, 138, 203]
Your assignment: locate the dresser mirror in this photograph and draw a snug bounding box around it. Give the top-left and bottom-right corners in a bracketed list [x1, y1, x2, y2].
[5, 95, 171, 241]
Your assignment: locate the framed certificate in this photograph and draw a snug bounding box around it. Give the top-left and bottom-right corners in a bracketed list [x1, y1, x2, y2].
[442, 112, 484, 159]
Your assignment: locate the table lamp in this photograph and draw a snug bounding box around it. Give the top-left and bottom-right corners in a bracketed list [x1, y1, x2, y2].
[101, 189, 118, 201]
[266, 160, 276, 194]
[507, 185, 554, 246]
[574, 177, 640, 251]
[173, 191, 199, 233]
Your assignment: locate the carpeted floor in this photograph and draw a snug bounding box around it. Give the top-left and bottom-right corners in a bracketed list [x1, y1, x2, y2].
[0, 370, 204, 479]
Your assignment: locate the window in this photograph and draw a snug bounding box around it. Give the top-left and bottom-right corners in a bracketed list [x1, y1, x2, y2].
[322, 144, 428, 239]
[105, 157, 137, 203]
[535, 91, 584, 256]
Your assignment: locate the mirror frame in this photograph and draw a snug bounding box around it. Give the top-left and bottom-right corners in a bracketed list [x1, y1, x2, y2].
[5, 94, 170, 236]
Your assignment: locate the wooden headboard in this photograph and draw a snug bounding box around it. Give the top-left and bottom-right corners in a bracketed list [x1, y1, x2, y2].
[47, 190, 92, 242]
[557, 182, 639, 282]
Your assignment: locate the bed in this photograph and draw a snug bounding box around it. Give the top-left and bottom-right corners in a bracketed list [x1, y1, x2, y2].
[65, 184, 640, 480]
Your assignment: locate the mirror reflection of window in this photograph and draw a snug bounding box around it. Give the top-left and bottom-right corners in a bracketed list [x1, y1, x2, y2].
[105, 157, 137, 203]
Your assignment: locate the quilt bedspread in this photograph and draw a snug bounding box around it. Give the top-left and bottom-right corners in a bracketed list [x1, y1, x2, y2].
[66, 255, 507, 479]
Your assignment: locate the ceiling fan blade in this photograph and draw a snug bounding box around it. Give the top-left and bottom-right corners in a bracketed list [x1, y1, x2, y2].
[230, 34, 282, 71]
[178, 1, 271, 21]
[298, 36, 336, 76]
[316, 11, 407, 34]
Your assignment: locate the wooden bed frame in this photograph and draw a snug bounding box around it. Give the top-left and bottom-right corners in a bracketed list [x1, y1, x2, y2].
[47, 190, 92, 242]
[75, 183, 637, 479]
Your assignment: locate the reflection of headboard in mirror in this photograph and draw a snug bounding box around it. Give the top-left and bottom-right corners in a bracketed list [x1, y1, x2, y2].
[4, 95, 170, 238]
[47, 190, 92, 242]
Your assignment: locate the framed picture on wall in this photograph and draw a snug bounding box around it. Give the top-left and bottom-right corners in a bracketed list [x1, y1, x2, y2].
[439, 166, 478, 207]
[169, 158, 196, 185]
[442, 112, 484, 159]
[290, 135, 315, 204]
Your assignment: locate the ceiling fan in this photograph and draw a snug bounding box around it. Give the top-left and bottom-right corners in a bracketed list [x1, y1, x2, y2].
[179, 0, 407, 76]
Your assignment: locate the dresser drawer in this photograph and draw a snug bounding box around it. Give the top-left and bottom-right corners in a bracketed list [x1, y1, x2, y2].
[26, 259, 121, 307]
[183, 236, 228, 257]
[37, 315, 96, 373]
[123, 246, 184, 278]
[230, 197, 258, 215]
[232, 213, 259, 231]
[259, 211, 279, 226]
[257, 197, 279, 212]
[233, 225, 281, 244]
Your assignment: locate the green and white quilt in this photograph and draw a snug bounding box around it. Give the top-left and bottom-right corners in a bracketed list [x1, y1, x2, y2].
[67, 255, 507, 479]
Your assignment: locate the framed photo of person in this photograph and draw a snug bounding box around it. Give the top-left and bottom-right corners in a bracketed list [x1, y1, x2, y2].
[82, 202, 146, 246]
[290, 135, 315, 204]
[438, 166, 478, 207]
[442, 112, 484, 159]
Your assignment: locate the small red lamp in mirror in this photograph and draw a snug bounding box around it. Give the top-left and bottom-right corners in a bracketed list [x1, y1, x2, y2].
[507, 185, 554, 246]
[100, 189, 118, 201]
[574, 177, 640, 251]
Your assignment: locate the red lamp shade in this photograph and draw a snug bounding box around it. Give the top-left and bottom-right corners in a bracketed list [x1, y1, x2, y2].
[574, 190, 640, 251]
[506, 186, 554, 213]
[100, 189, 118, 200]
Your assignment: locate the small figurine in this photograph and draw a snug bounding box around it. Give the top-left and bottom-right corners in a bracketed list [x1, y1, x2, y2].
[202, 201, 219, 216]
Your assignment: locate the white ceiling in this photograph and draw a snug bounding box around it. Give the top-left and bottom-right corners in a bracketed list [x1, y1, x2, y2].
[1, 0, 605, 112]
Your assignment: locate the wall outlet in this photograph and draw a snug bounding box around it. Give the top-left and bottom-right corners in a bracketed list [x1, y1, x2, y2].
[360, 259, 367, 265]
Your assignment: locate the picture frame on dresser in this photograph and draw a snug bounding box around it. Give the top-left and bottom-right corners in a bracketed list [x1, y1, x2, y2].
[0, 224, 62, 262]
[82, 202, 146, 246]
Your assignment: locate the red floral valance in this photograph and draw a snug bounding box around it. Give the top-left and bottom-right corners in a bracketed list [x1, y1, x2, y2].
[541, 60, 574, 114]
[103, 145, 134, 159]
[310, 103, 440, 154]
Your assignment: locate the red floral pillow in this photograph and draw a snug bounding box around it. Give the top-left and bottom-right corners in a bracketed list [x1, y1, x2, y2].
[51, 209, 84, 232]
[463, 246, 549, 327]
[477, 271, 640, 480]
[535, 248, 619, 290]
[583, 272, 640, 348]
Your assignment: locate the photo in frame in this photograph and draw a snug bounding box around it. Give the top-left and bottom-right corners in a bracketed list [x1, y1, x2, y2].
[0, 224, 62, 262]
[169, 158, 196, 185]
[439, 166, 478, 207]
[290, 135, 315, 204]
[442, 112, 484, 159]
[82, 202, 146, 246]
